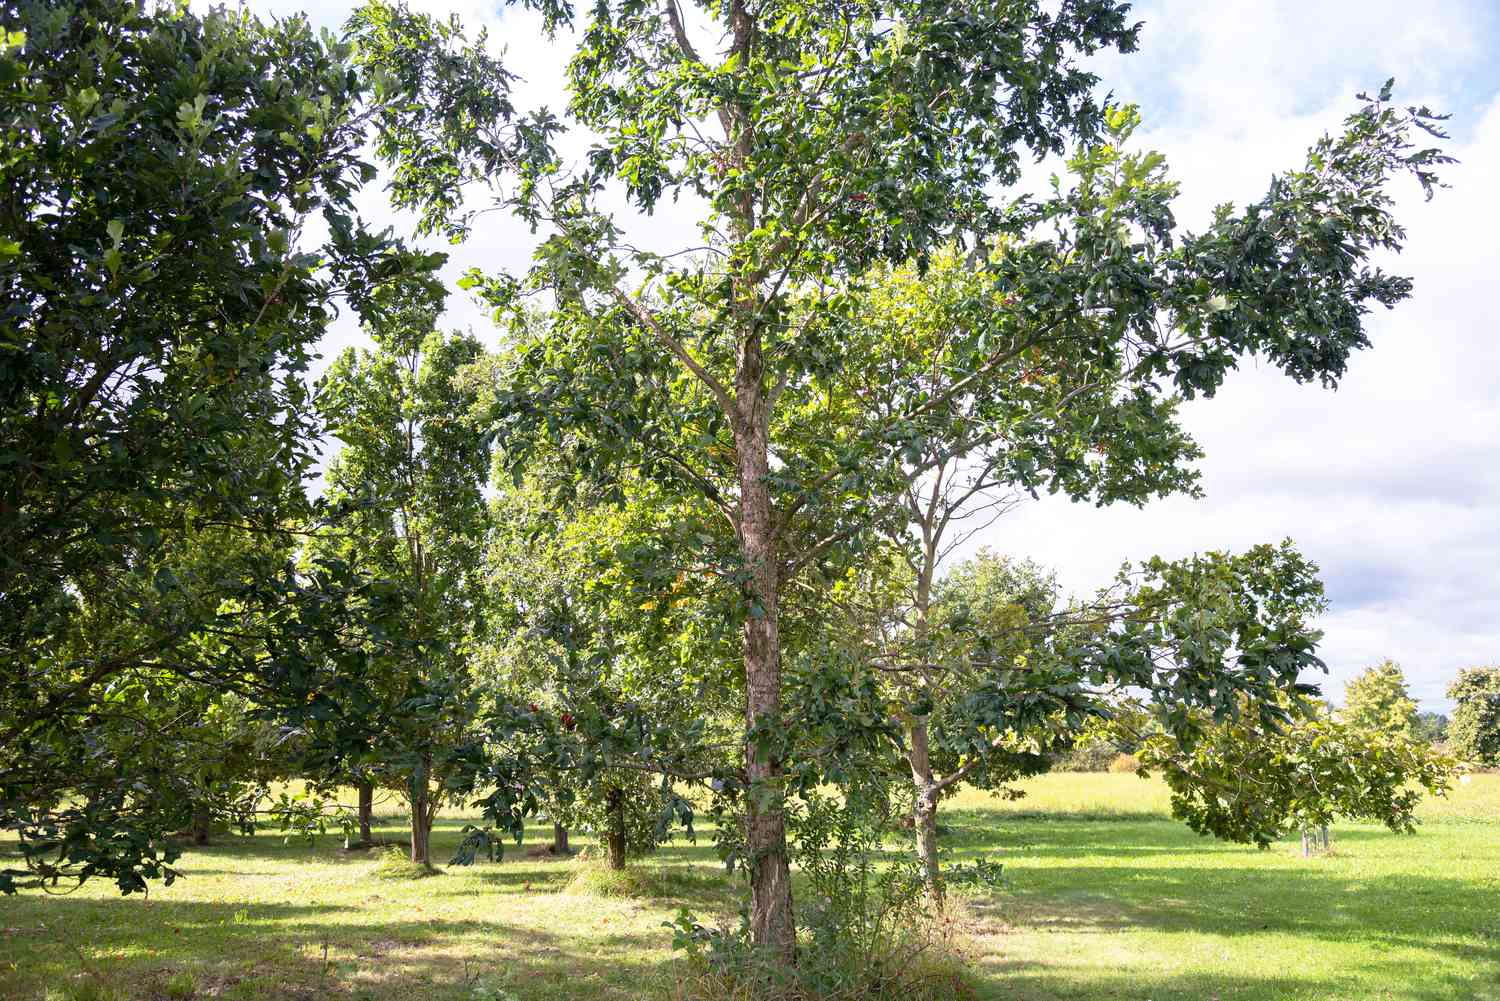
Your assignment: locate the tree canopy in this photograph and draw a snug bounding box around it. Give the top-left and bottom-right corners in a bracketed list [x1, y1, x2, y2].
[348, 0, 1451, 955]
[1447, 667, 1500, 767]
[0, 0, 425, 892]
[0, 6, 1460, 976]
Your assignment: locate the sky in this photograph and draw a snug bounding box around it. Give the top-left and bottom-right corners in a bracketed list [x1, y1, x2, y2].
[217, 0, 1500, 711]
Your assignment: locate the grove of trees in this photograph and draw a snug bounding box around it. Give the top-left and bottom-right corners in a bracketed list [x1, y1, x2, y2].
[0, 0, 1472, 990]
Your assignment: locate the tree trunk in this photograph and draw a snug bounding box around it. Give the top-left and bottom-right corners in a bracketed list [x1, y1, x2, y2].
[1320, 824, 1330, 850]
[1301, 829, 1311, 858]
[358, 781, 374, 844]
[552, 822, 570, 856]
[605, 788, 626, 871]
[908, 718, 944, 910]
[734, 384, 796, 961]
[409, 766, 431, 866]
[192, 801, 211, 847]
[902, 500, 946, 909]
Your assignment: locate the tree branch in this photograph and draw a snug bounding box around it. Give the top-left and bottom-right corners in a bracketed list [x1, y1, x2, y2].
[612, 287, 737, 419]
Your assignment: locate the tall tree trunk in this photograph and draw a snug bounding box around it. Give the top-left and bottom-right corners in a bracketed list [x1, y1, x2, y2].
[552, 822, 570, 856]
[734, 356, 795, 961]
[409, 764, 431, 866]
[605, 788, 626, 871]
[191, 801, 211, 847]
[906, 516, 943, 908]
[358, 781, 374, 844]
[908, 718, 944, 909]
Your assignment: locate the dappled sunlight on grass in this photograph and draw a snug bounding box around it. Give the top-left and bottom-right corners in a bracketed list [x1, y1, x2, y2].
[2, 775, 1496, 1000]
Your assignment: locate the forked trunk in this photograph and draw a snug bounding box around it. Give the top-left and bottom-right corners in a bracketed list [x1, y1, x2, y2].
[358, 781, 374, 844]
[735, 398, 795, 961]
[908, 718, 944, 909]
[605, 788, 626, 871]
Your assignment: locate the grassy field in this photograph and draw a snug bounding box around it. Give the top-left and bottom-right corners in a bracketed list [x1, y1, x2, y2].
[2, 774, 1496, 1001]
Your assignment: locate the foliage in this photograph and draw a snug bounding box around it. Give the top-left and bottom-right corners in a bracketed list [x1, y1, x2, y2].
[305, 275, 495, 862]
[572, 771, 675, 864]
[0, 0, 421, 893]
[461, 466, 725, 864]
[467, 977, 522, 1001]
[1446, 667, 1500, 767]
[789, 788, 926, 971]
[1414, 710, 1449, 744]
[1052, 740, 1120, 773]
[669, 783, 976, 1001]
[1341, 659, 1419, 738]
[1132, 697, 1456, 847]
[0, 519, 403, 894]
[352, 0, 1450, 955]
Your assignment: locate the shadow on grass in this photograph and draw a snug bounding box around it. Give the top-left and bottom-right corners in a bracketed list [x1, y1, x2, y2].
[0, 894, 682, 1001]
[938, 809, 1447, 856]
[5, 804, 1494, 1001]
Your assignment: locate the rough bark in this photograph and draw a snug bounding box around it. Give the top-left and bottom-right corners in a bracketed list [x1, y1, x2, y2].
[908, 718, 944, 909]
[191, 801, 211, 847]
[605, 788, 626, 871]
[734, 357, 796, 960]
[358, 781, 374, 844]
[552, 822, 570, 856]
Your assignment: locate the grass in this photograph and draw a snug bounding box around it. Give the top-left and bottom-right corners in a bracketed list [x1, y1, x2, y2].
[2, 774, 1496, 1001]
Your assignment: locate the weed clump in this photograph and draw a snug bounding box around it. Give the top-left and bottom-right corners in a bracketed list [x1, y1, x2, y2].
[162, 970, 198, 1000]
[670, 786, 981, 1001]
[373, 847, 443, 880]
[564, 860, 727, 901]
[668, 909, 979, 1001]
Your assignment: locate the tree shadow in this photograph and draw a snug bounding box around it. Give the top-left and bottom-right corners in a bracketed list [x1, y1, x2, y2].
[0, 893, 684, 1001]
[6, 803, 1492, 1001]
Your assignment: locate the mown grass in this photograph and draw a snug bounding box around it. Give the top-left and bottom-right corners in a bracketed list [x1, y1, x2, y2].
[2, 774, 1496, 1001]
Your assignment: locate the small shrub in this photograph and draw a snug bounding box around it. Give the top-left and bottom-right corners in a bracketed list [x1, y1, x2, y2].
[163, 970, 197, 1000]
[373, 846, 442, 880]
[566, 862, 654, 898]
[1109, 753, 1142, 774]
[670, 785, 979, 1000]
[1053, 741, 1117, 772]
[668, 909, 979, 1001]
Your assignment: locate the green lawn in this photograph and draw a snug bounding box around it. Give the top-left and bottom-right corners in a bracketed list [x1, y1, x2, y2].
[3, 774, 1496, 1001]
